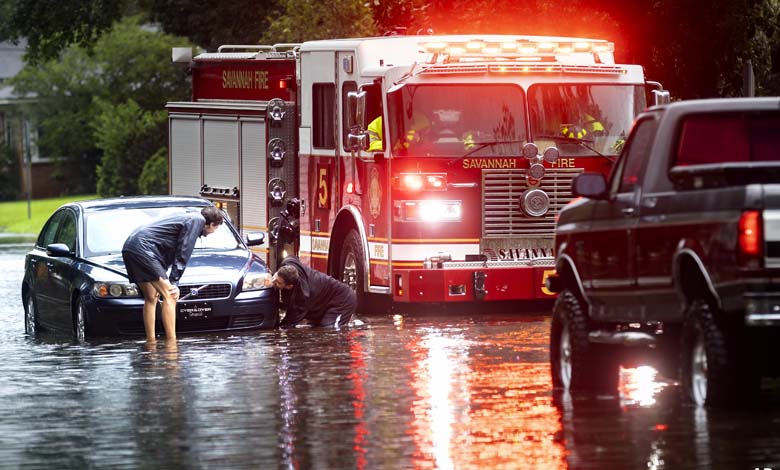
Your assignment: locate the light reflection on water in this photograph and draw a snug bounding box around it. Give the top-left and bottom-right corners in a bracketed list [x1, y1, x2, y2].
[4, 245, 780, 468]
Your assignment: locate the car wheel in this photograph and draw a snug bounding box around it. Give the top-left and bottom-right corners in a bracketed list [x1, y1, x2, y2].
[73, 297, 89, 343]
[339, 229, 365, 313]
[681, 300, 756, 407]
[550, 289, 620, 394]
[24, 293, 39, 336]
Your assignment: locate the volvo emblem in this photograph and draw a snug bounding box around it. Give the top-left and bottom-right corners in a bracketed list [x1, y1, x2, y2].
[190, 288, 199, 297]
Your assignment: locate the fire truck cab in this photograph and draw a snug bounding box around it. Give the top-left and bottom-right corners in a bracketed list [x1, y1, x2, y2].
[167, 35, 665, 310]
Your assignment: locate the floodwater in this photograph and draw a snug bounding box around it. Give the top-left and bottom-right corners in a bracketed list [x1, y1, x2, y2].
[3, 243, 780, 469]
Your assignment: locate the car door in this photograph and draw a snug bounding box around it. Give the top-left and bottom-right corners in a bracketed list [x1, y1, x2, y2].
[47, 208, 79, 330]
[586, 117, 657, 322]
[30, 211, 65, 327]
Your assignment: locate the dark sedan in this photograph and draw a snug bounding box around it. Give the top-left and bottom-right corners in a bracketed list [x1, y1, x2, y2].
[21, 196, 278, 340]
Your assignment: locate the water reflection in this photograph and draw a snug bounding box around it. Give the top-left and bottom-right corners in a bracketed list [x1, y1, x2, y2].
[406, 320, 566, 469]
[5, 244, 780, 468]
[619, 366, 673, 408]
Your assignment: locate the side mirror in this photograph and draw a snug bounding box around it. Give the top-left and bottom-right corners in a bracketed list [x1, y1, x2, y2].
[347, 90, 366, 131]
[46, 243, 73, 257]
[244, 232, 265, 247]
[347, 91, 368, 153]
[572, 173, 608, 199]
[652, 89, 671, 106]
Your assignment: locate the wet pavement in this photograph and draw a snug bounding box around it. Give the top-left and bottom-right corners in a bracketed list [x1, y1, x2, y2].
[3, 243, 780, 469]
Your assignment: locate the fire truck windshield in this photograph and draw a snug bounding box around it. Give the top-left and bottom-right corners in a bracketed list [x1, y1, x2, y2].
[387, 84, 526, 157]
[528, 84, 646, 157]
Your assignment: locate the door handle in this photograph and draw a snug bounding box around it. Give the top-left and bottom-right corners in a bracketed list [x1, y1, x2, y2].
[621, 207, 635, 216]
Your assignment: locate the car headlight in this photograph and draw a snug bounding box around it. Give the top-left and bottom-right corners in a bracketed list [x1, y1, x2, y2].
[242, 264, 273, 292]
[92, 282, 140, 298]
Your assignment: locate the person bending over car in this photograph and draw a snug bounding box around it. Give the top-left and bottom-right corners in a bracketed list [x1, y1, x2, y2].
[272, 256, 356, 328]
[122, 206, 224, 341]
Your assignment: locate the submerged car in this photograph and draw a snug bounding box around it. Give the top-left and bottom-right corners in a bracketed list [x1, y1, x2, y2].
[21, 196, 278, 340]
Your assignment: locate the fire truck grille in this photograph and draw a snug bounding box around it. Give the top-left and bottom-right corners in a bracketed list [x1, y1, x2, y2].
[482, 168, 583, 237]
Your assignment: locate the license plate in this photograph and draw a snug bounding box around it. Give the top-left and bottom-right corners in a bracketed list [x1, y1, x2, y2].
[177, 302, 212, 320]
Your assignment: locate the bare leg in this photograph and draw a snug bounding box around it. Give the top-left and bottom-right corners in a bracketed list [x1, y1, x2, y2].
[138, 282, 160, 341]
[151, 277, 179, 340]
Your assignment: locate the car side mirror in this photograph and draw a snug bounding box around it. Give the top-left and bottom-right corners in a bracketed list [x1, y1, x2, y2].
[245, 232, 265, 247]
[46, 243, 73, 257]
[572, 173, 608, 199]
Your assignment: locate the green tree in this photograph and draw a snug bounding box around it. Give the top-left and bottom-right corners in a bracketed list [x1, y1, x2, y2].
[261, 0, 375, 43]
[144, 0, 280, 51]
[580, 0, 780, 99]
[10, 16, 191, 195]
[0, 0, 135, 64]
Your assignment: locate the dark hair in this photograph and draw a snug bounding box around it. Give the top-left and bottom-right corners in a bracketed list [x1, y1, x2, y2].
[202, 206, 224, 225]
[275, 265, 299, 286]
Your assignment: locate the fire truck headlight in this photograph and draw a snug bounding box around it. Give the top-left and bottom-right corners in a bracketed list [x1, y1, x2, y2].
[268, 139, 286, 166]
[399, 200, 462, 222]
[522, 142, 539, 159]
[268, 178, 287, 204]
[543, 146, 560, 163]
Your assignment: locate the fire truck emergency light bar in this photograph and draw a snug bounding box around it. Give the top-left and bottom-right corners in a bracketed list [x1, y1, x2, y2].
[421, 39, 614, 64]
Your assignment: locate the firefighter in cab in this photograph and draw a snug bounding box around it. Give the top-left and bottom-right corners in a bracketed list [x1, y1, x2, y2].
[559, 85, 605, 140]
[367, 111, 432, 154]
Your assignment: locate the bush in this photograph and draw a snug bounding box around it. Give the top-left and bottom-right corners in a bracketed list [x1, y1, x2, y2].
[0, 144, 20, 201]
[138, 147, 169, 195]
[93, 99, 167, 197]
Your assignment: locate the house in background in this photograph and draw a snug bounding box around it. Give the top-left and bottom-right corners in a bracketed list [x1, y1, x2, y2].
[0, 40, 69, 200]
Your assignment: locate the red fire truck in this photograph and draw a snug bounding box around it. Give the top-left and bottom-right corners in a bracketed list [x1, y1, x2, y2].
[167, 35, 667, 310]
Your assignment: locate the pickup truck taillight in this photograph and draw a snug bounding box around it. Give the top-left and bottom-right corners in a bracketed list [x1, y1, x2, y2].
[738, 210, 763, 264]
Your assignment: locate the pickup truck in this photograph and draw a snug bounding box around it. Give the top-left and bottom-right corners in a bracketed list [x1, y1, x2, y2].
[546, 97, 780, 407]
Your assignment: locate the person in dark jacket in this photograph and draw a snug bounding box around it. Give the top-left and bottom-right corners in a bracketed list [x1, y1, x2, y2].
[122, 206, 224, 341]
[272, 256, 356, 328]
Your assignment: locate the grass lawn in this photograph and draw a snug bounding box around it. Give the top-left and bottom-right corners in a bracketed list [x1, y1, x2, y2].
[0, 195, 96, 235]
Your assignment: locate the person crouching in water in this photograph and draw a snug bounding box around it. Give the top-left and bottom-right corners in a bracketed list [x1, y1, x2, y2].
[122, 206, 224, 341]
[272, 256, 356, 328]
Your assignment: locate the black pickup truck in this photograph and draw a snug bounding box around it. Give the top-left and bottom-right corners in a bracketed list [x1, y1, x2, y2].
[547, 98, 780, 407]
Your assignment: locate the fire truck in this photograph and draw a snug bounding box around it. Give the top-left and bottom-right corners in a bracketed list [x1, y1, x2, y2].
[167, 35, 667, 310]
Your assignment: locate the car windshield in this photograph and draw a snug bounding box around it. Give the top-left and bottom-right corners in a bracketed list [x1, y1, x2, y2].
[387, 84, 527, 157]
[528, 84, 646, 157]
[84, 206, 241, 257]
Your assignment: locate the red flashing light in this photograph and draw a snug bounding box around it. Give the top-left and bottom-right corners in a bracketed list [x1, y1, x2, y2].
[279, 79, 287, 89]
[395, 173, 447, 191]
[739, 210, 762, 256]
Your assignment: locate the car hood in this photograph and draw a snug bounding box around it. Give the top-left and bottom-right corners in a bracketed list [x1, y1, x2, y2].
[89, 249, 253, 284]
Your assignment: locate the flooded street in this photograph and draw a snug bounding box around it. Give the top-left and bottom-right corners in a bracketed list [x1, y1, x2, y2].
[3, 244, 780, 469]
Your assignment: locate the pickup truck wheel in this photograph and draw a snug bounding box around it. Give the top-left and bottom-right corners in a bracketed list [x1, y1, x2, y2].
[681, 300, 757, 407]
[551, 289, 620, 394]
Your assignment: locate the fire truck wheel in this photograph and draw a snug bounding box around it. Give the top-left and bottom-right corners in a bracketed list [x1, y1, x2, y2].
[339, 230, 365, 313]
